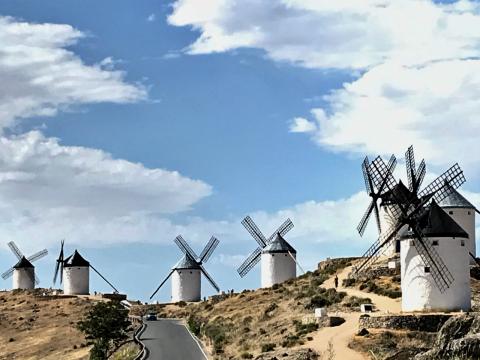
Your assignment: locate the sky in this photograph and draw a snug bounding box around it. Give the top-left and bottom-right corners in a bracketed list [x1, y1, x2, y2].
[0, 0, 479, 302]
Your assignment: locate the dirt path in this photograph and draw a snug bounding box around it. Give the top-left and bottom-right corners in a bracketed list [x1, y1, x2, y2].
[304, 265, 401, 359]
[324, 265, 401, 313]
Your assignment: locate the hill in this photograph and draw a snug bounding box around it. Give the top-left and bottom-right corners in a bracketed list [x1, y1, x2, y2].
[0, 289, 92, 360]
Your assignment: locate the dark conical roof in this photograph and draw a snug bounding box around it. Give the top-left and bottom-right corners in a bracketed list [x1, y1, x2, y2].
[64, 250, 90, 267]
[438, 183, 476, 209]
[262, 234, 296, 254]
[13, 256, 34, 269]
[381, 180, 417, 206]
[172, 254, 201, 270]
[401, 200, 468, 239]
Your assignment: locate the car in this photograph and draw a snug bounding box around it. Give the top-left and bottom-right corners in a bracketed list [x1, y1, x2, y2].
[145, 313, 157, 321]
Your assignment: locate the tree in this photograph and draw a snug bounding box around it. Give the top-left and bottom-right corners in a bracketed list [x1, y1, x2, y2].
[77, 301, 132, 360]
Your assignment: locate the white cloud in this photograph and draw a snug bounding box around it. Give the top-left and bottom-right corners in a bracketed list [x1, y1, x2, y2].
[0, 131, 212, 249]
[168, 0, 480, 69]
[289, 117, 317, 133]
[147, 14, 156, 22]
[0, 16, 146, 129]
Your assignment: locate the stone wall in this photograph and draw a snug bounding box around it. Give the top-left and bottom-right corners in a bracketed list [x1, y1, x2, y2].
[359, 314, 454, 332]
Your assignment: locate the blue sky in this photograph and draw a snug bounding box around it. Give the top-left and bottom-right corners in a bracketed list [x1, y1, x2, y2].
[0, 0, 479, 301]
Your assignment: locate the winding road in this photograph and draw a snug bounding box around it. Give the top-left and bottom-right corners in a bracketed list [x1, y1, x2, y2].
[140, 319, 208, 360]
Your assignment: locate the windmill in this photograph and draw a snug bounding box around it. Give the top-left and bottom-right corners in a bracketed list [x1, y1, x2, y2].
[52, 240, 119, 295]
[1, 241, 48, 290]
[150, 235, 220, 302]
[354, 146, 471, 311]
[237, 216, 303, 288]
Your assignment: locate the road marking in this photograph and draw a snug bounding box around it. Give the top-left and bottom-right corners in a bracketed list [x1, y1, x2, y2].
[182, 321, 209, 360]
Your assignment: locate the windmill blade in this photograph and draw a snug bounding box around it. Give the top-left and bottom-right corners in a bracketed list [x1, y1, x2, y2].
[241, 216, 267, 248]
[1, 267, 14, 280]
[373, 201, 382, 235]
[369, 156, 397, 191]
[406, 146, 416, 192]
[362, 157, 373, 194]
[418, 163, 465, 203]
[237, 247, 262, 277]
[7, 241, 23, 260]
[174, 235, 199, 260]
[199, 236, 219, 263]
[149, 270, 173, 300]
[90, 264, 119, 293]
[53, 261, 60, 285]
[287, 251, 305, 275]
[200, 265, 220, 292]
[415, 159, 426, 192]
[28, 249, 48, 263]
[357, 199, 375, 236]
[34, 274, 40, 285]
[267, 218, 294, 243]
[410, 223, 454, 292]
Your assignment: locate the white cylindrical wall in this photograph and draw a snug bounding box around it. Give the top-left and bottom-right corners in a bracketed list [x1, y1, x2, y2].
[13, 268, 34, 290]
[444, 208, 476, 263]
[261, 252, 296, 288]
[380, 205, 401, 256]
[63, 266, 89, 295]
[171, 269, 201, 302]
[400, 236, 471, 312]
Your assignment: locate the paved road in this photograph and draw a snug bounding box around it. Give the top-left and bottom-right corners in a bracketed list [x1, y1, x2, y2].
[140, 319, 207, 360]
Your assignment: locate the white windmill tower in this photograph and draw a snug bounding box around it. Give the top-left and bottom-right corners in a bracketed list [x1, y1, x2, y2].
[1, 241, 48, 290]
[150, 235, 220, 302]
[237, 216, 303, 288]
[439, 182, 478, 264]
[53, 240, 119, 296]
[354, 148, 471, 312]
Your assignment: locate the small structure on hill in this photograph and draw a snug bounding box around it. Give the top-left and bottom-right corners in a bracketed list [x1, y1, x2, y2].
[1, 241, 48, 290]
[53, 240, 119, 296]
[354, 146, 472, 312]
[237, 216, 302, 287]
[150, 235, 221, 302]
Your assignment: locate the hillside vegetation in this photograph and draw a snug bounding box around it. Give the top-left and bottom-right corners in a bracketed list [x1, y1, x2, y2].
[0, 289, 92, 360]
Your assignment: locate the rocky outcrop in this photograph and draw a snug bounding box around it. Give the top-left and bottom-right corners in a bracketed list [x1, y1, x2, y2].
[359, 314, 453, 332]
[254, 348, 318, 360]
[414, 313, 480, 360]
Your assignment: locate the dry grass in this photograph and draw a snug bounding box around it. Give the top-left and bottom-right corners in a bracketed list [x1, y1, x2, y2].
[0, 289, 94, 360]
[349, 329, 435, 359]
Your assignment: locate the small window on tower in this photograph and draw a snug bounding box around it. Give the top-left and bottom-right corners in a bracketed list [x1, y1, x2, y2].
[468, 211, 471, 215]
[449, 211, 454, 215]
[424, 266, 431, 273]
[284, 254, 287, 257]
[432, 240, 439, 246]
[190, 271, 193, 274]
[461, 240, 465, 247]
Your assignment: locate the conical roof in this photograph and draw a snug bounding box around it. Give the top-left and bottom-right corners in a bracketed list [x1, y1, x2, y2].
[64, 250, 90, 267]
[172, 254, 201, 270]
[381, 180, 417, 206]
[262, 233, 296, 254]
[13, 256, 34, 269]
[401, 200, 468, 239]
[438, 183, 476, 209]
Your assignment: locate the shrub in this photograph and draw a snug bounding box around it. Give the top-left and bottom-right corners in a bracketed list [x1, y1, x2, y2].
[187, 315, 201, 336]
[241, 353, 254, 359]
[342, 278, 356, 287]
[176, 301, 187, 307]
[264, 302, 278, 315]
[282, 334, 300, 347]
[261, 343, 276, 352]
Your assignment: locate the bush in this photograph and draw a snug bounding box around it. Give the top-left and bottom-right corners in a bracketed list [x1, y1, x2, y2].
[343, 296, 372, 308]
[176, 301, 187, 307]
[305, 288, 346, 309]
[342, 277, 356, 287]
[281, 334, 300, 347]
[261, 343, 276, 352]
[264, 302, 278, 315]
[187, 315, 201, 336]
[241, 353, 254, 359]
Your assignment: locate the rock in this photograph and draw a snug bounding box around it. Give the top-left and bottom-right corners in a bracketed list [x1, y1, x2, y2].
[357, 328, 369, 336]
[414, 313, 480, 360]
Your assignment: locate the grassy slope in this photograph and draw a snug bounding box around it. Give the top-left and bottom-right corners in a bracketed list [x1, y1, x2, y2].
[0, 289, 92, 360]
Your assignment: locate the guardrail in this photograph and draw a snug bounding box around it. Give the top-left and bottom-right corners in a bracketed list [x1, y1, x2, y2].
[130, 316, 149, 360]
